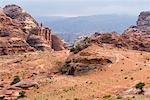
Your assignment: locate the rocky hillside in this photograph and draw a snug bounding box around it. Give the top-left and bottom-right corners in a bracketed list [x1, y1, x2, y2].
[71, 11, 150, 53]
[0, 4, 150, 99]
[0, 4, 65, 55]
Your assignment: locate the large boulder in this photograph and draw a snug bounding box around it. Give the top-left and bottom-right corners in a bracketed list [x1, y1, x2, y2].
[60, 50, 115, 75]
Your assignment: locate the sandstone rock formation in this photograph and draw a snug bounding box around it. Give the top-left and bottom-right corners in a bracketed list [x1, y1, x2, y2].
[0, 4, 65, 55]
[51, 35, 65, 51]
[137, 11, 150, 33]
[0, 7, 34, 55]
[3, 4, 38, 33]
[72, 11, 150, 53]
[60, 49, 116, 75]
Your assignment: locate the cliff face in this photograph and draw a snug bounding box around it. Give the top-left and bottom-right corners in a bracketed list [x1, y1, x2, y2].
[51, 35, 65, 51]
[137, 11, 150, 33]
[0, 4, 65, 55]
[0, 7, 34, 55]
[3, 4, 38, 33]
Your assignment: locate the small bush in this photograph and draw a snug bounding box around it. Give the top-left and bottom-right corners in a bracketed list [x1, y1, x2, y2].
[83, 37, 91, 44]
[15, 91, 26, 99]
[70, 47, 76, 52]
[116, 96, 122, 99]
[70, 44, 82, 54]
[103, 95, 111, 99]
[135, 82, 145, 94]
[135, 82, 145, 90]
[10, 76, 21, 85]
[19, 91, 26, 97]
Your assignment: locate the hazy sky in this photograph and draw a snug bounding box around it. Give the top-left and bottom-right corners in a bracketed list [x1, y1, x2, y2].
[0, 0, 150, 17]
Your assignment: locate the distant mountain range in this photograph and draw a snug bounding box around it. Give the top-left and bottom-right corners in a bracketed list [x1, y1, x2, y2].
[35, 15, 137, 43]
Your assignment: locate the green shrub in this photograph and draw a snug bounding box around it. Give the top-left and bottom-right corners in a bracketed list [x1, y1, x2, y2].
[135, 82, 145, 94]
[10, 76, 21, 85]
[83, 37, 91, 44]
[135, 82, 145, 90]
[70, 44, 81, 53]
[19, 91, 26, 97]
[116, 96, 122, 99]
[103, 95, 111, 99]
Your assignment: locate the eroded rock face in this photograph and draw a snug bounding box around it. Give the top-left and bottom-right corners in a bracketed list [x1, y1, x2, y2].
[3, 4, 38, 33]
[90, 32, 150, 52]
[60, 51, 115, 75]
[51, 35, 65, 51]
[0, 39, 34, 55]
[0, 8, 35, 55]
[27, 34, 51, 51]
[0, 4, 66, 55]
[137, 11, 150, 33]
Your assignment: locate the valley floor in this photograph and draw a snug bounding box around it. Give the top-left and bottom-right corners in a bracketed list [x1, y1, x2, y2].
[0, 44, 150, 100]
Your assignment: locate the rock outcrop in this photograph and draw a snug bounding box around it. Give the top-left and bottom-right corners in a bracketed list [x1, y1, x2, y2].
[0, 7, 34, 55]
[71, 11, 150, 53]
[51, 35, 65, 51]
[89, 31, 150, 52]
[137, 11, 150, 33]
[60, 51, 115, 75]
[0, 4, 65, 55]
[3, 4, 38, 33]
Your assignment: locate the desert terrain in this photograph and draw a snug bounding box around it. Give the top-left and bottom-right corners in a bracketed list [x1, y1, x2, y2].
[0, 44, 150, 100]
[0, 4, 150, 100]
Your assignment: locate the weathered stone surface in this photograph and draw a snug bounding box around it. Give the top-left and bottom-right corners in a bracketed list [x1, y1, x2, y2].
[60, 54, 115, 75]
[27, 34, 51, 51]
[122, 88, 142, 95]
[9, 80, 38, 89]
[0, 4, 66, 55]
[90, 31, 150, 52]
[0, 39, 34, 55]
[137, 11, 150, 33]
[3, 4, 38, 33]
[51, 34, 65, 51]
[0, 8, 35, 55]
[0, 89, 20, 99]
